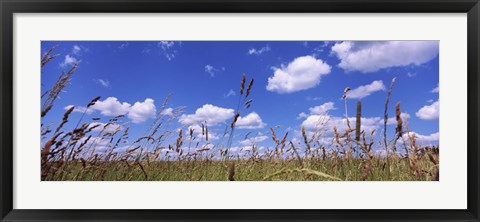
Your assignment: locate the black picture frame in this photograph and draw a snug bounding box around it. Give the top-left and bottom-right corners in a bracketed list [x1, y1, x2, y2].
[1, 0, 479, 221]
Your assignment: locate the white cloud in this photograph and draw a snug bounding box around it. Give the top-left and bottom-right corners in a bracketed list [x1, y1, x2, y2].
[91, 97, 131, 116]
[88, 122, 123, 133]
[416, 100, 439, 120]
[205, 64, 224, 77]
[403, 131, 439, 145]
[205, 65, 215, 76]
[78, 136, 111, 153]
[95, 79, 111, 88]
[158, 41, 178, 61]
[60, 55, 78, 67]
[66, 97, 157, 123]
[187, 124, 219, 141]
[235, 112, 267, 129]
[161, 108, 174, 116]
[248, 45, 271, 55]
[309, 102, 336, 114]
[224, 89, 236, 98]
[346, 80, 385, 99]
[179, 104, 234, 126]
[301, 114, 330, 131]
[64, 105, 94, 115]
[128, 98, 157, 123]
[266, 55, 331, 94]
[331, 41, 439, 73]
[297, 112, 308, 120]
[431, 84, 439, 93]
[240, 135, 268, 145]
[72, 45, 81, 54]
[387, 112, 411, 125]
[302, 114, 382, 135]
[298, 102, 336, 120]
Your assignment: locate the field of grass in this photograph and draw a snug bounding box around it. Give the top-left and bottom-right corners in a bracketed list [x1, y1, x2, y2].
[40, 46, 439, 181]
[43, 157, 438, 181]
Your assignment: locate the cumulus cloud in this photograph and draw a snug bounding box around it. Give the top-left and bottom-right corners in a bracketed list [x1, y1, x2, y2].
[187, 124, 219, 141]
[128, 98, 157, 123]
[403, 131, 439, 145]
[92, 97, 131, 116]
[66, 97, 157, 123]
[179, 104, 234, 126]
[301, 114, 332, 132]
[309, 102, 336, 114]
[346, 80, 385, 99]
[298, 102, 336, 120]
[64, 105, 94, 115]
[266, 55, 331, 93]
[302, 114, 382, 135]
[331, 41, 439, 73]
[416, 100, 439, 120]
[387, 112, 411, 125]
[240, 135, 268, 145]
[161, 108, 174, 116]
[60, 55, 78, 67]
[88, 122, 123, 133]
[248, 45, 271, 55]
[78, 136, 112, 153]
[297, 112, 309, 120]
[235, 112, 267, 129]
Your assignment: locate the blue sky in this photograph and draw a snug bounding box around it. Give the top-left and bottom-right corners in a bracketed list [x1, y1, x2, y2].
[41, 41, 439, 155]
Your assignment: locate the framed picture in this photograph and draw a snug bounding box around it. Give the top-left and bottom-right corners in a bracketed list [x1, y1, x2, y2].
[1, 0, 479, 221]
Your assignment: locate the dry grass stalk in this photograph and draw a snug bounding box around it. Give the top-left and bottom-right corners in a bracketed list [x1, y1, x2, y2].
[87, 96, 101, 107]
[231, 112, 240, 128]
[383, 77, 396, 178]
[279, 132, 288, 152]
[41, 45, 59, 68]
[395, 102, 403, 138]
[176, 129, 183, 149]
[394, 102, 405, 154]
[55, 106, 75, 133]
[42, 64, 78, 118]
[245, 78, 254, 97]
[270, 127, 278, 144]
[239, 74, 246, 95]
[361, 162, 371, 181]
[301, 126, 311, 154]
[355, 101, 362, 141]
[205, 125, 209, 141]
[289, 141, 303, 167]
[228, 162, 235, 181]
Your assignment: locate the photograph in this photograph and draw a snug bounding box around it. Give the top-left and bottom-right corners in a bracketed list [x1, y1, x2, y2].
[40, 40, 440, 181]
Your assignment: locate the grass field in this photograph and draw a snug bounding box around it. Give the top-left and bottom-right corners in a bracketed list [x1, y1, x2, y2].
[43, 157, 438, 181]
